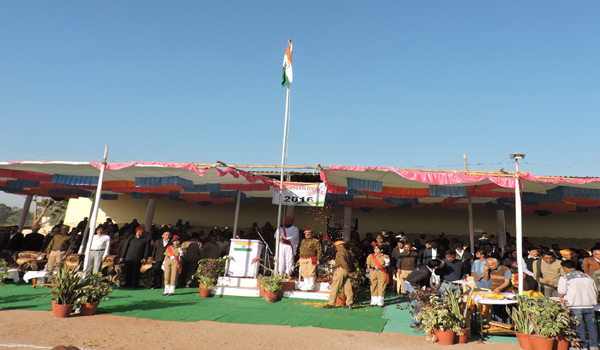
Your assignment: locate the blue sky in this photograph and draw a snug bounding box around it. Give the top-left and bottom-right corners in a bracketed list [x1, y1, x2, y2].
[1, 1, 599, 206]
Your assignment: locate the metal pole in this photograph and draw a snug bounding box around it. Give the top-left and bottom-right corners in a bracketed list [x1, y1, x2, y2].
[82, 146, 109, 275]
[17, 194, 34, 232]
[233, 190, 241, 238]
[274, 83, 291, 276]
[464, 154, 475, 254]
[514, 158, 524, 295]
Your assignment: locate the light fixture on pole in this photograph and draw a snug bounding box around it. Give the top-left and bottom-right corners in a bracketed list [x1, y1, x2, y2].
[510, 152, 525, 295]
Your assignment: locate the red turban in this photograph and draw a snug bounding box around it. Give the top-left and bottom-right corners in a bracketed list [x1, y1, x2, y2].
[135, 226, 146, 232]
[283, 216, 295, 223]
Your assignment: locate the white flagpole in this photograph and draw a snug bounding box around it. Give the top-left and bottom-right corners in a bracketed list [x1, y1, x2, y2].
[514, 159, 524, 295]
[274, 83, 291, 277]
[82, 145, 109, 276]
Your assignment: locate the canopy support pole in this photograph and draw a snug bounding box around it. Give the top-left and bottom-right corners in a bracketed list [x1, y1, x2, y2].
[144, 198, 157, 236]
[464, 154, 475, 254]
[343, 206, 352, 242]
[233, 191, 241, 238]
[83, 146, 109, 275]
[496, 210, 506, 250]
[17, 194, 34, 232]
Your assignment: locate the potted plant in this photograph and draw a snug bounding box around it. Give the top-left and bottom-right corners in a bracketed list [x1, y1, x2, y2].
[336, 287, 347, 306]
[415, 295, 463, 345]
[507, 295, 536, 350]
[79, 272, 114, 316]
[0, 259, 12, 287]
[527, 296, 574, 350]
[445, 285, 474, 343]
[194, 257, 227, 297]
[37, 262, 88, 318]
[196, 276, 216, 298]
[257, 274, 283, 302]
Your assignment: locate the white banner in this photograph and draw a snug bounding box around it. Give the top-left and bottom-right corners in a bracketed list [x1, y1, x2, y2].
[272, 182, 326, 207]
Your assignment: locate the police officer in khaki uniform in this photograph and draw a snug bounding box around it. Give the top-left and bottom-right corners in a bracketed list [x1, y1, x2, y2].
[366, 244, 390, 307]
[298, 228, 322, 291]
[322, 241, 355, 310]
[163, 236, 184, 296]
[45, 225, 75, 273]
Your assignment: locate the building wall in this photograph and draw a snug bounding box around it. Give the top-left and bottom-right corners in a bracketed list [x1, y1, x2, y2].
[64, 195, 599, 239]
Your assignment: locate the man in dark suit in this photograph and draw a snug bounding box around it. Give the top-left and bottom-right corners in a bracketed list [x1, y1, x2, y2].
[419, 241, 445, 267]
[120, 226, 151, 288]
[21, 225, 45, 251]
[150, 231, 172, 289]
[1, 225, 24, 254]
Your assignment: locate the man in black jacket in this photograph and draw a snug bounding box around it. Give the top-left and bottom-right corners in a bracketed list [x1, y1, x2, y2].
[150, 231, 171, 289]
[21, 225, 44, 252]
[404, 259, 444, 328]
[419, 241, 445, 267]
[1, 225, 23, 254]
[120, 226, 151, 288]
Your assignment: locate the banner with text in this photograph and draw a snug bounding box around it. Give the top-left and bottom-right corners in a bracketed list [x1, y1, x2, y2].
[272, 182, 326, 207]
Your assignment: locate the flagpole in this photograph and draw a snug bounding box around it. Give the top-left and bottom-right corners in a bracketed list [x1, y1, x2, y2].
[274, 83, 291, 277]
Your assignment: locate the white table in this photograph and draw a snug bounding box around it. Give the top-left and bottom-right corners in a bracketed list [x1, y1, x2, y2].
[1, 268, 20, 283]
[23, 270, 52, 288]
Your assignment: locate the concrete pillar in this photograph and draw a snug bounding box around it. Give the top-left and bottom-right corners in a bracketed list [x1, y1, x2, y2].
[342, 206, 352, 241]
[145, 198, 157, 233]
[286, 205, 294, 218]
[496, 210, 506, 250]
[17, 194, 34, 232]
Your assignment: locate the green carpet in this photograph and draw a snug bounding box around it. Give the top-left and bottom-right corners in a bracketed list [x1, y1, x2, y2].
[382, 297, 519, 344]
[0, 283, 387, 332]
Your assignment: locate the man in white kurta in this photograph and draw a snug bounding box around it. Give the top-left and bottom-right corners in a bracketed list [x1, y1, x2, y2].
[275, 216, 299, 276]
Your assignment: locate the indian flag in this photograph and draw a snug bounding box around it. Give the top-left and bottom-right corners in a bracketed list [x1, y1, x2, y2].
[281, 40, 293, 87]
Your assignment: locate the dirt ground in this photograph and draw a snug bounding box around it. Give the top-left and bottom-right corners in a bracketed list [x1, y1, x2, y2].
[0, 310, 522, 350]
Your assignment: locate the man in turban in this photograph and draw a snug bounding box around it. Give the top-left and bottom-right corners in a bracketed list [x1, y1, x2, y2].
[274, 216, 299, 276]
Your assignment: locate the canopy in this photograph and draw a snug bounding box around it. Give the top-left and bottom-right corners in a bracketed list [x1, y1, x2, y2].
[0, 161, 274, 205]
[321, 165, 600, 213]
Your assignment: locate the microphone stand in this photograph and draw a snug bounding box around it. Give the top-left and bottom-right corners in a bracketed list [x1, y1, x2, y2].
[254, 227, 274, 275]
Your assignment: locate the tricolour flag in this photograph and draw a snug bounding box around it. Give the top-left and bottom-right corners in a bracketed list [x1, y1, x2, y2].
[281, 40, 293, 87]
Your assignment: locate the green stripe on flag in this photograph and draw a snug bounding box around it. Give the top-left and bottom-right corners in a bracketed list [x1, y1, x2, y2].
[234, 248, 253, 252]
[282, 67, 290, 87]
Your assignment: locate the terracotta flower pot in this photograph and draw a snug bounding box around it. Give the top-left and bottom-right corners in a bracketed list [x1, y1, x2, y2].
[530, 336, 554, 350]
[455, 328, 469, 344]
[553, 336, 569, 350]
[199, 286, 211, 298]
[515, 332, 534, 350]
[256, 283, 266, 297]
[434, 329, 456, 345]
[281, 281, 295, 291]
[264, 291, 278, 302]
[79, 301, 100, 316]
[51, 300, 74, 318]
[336, 295, 347, 306]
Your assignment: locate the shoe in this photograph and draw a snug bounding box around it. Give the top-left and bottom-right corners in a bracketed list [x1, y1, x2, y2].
[410, 324, 419, 329]
[321, 304, 336, 309]
[162, 292, 168, 296]
[344, 305, 352, 310]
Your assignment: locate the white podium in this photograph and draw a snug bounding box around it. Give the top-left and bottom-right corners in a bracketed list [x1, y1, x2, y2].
[226, 239, 264, 277]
